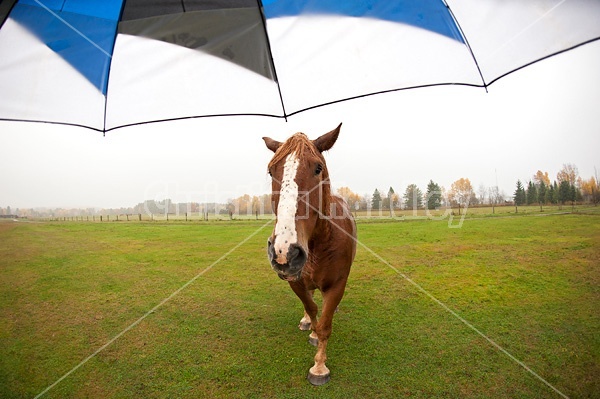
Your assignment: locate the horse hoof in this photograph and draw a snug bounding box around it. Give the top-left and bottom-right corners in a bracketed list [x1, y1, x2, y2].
[307, 370, 330, 386]
[299, 321, 311, 331]
[308, 331, 318, 347]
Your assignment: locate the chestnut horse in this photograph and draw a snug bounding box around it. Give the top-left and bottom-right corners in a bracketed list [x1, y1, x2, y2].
[263, 123, 356, 385]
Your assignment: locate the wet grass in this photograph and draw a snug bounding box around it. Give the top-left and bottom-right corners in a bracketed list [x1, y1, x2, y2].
[0, 212, 598, 398]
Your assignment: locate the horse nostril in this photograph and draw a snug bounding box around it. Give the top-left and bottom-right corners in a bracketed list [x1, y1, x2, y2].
[288, 244, 307, 268]
[267, 238, 275, 259]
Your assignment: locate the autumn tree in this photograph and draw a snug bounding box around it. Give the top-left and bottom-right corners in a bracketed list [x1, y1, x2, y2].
[596, 168, 600, 205]
[579, 176, 599, 205]
[403, 184, 423, 210]
[448, 178, 474, 214]
[557, 163, 579, 186]
[228, 193, 272, 216]
[260, 194, 273, 214]
[426, 180, 442, 210]
[557, 164, 581, 207]
[391, 190, 400, 210]
[251, 195, 273, 217]
[337, 186, 361, 211]
[533, 170, 551, 186]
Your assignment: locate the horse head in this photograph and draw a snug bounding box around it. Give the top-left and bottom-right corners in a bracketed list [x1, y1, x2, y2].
[262, 123, 342, 282]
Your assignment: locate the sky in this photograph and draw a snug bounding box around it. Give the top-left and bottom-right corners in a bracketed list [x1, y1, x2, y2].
[1, 40, 599, 210]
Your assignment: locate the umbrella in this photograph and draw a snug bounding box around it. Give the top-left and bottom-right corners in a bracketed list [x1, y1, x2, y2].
[0, 0, 598, 134]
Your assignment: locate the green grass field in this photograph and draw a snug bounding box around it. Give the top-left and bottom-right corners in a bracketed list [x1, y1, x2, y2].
[0, 210, 598, 398]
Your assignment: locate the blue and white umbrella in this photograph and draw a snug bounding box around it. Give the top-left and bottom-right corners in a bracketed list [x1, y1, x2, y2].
[0, 0, 599, 133]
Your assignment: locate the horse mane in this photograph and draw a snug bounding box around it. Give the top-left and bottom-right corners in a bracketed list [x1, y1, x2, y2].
[268, 132, 332, 217]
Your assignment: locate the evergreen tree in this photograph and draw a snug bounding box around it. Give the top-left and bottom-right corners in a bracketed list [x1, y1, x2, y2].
[538, 181, 547, 211]
[514, 180, 526, 206]
[545, 182, 554, 204]
[551, 181, 559, 204]
[403, 184, 423, 210]
[387, 187, 396, 216]
[371, 189, 382, 210]
[426, 180, 442, 210]
[526, 181, 537, 205]
[382, 187, 395, 210]
[558, 180, 571, 206]
[575, 185, 583, 202]
[388, 187, 395, 206]
[570, 183, 578, 205]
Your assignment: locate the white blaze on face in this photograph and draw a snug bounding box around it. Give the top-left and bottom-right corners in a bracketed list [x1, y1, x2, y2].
[273, 152, 299, 264]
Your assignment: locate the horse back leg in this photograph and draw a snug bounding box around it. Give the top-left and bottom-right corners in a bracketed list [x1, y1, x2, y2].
[308, 279, 347, 386]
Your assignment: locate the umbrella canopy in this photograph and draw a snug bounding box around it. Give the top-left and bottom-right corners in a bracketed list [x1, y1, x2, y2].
[0, 0, 599, 133]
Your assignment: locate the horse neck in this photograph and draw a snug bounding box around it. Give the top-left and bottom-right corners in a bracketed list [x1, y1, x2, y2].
[312, 195, 333, 240]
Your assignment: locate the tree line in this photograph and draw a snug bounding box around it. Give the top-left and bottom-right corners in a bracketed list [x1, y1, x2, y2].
[4, 164, 597, 219]
[334, 178, 500, 213]
[329, 163, 598, 214]
[513, 164, 599, 211]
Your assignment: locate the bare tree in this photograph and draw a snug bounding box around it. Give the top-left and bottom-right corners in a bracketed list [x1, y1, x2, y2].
[478, 184, 487, 205]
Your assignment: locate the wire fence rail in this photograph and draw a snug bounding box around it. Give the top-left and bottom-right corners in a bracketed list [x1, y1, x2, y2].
[22, 203, 600, 224]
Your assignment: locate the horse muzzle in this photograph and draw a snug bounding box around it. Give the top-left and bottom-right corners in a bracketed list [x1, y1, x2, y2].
[267, 238, 307, 281]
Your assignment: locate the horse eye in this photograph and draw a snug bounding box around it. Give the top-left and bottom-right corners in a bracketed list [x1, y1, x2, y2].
[315, 164, 323, 175]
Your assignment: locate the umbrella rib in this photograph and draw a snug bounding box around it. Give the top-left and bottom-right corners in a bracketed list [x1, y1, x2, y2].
[0, 117, 105, 133]
[257, 0, 288, 121]
[283, 82, 484, 118]
[102, 113, 284, 134]
[442, 0, 487, 90]
[486, 36, 600, 88]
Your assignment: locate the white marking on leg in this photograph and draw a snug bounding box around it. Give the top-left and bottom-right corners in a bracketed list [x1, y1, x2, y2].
[299, 312, 311, 330]
[274, 152, 299, 264]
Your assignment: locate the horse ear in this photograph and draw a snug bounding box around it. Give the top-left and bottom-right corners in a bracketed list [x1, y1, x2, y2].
[313, 123, 342, 153]
[263, 137, 282, 153]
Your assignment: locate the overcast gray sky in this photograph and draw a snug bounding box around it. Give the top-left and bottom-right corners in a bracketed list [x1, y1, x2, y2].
[1, 40, 599, 210]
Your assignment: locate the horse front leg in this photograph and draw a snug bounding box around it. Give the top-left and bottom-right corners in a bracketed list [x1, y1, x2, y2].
[289, 283, 318, 336]
[298, 290, 315, 331]
[307, 282, 346, 386]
